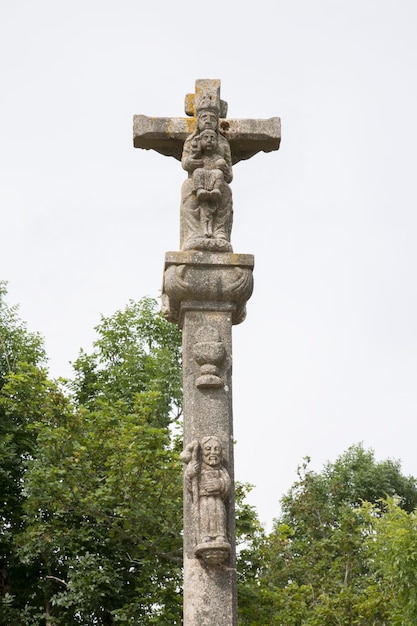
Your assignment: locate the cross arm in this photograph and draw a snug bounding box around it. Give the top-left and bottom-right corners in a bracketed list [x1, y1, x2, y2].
[133, 115, 194, 160]
[221, 117, 281, 163]
[133, 115, 281, 165]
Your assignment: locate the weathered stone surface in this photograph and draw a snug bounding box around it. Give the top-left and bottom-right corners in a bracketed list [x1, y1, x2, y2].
[180, 108, 234, 252]
[133, 79, 279, 626]
[134, 79, 280, 255]
[162, 251, 254, 327]
[181, 437, 231, 566]
[133, 114, 281, 164]
[181, 307, 237, 626]
[192, 326, 226, 389]
[184, 79, 227, 119]
[163, 250, 254, 625]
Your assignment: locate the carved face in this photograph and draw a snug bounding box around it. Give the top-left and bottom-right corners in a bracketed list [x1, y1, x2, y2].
[202, 437, 222, 467]
[198, 110, 218, 132]
[200, 130, 217, 154]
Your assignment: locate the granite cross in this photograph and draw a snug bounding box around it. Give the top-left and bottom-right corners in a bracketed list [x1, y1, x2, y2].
[133, 79, 280, 626]
[134, 79, 280, 163]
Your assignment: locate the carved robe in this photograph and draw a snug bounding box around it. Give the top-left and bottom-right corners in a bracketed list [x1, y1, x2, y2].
[180, 131, 233, 250]
[198, 466, 231, 543]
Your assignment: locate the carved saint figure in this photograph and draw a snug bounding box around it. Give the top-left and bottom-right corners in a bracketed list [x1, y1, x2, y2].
[181, 436, 231, 547]
[181, 108, 233, 251]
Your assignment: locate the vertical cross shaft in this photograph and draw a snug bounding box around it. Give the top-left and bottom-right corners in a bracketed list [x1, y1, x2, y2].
[163, 252, 253, 625]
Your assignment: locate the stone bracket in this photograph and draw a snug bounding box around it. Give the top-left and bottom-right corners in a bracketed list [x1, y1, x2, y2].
[162, 251, 254, 328]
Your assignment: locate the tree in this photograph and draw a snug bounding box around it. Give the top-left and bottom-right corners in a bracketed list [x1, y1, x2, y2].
[0, 282, 53, 622]
[239, 444, 417, 625]
[10, 297, 184, 625]
[0, 282, 45, 387]
[71, 297, 182, 424]
[358, 496, 417, 625]
[18, 393, 183, 625]
[0, 292, 263, 624]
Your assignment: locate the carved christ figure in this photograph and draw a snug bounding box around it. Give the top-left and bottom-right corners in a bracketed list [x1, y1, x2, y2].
[181, 437, 231, 547]
[191, 129, 231, 238]
[134, 79, 281, 253]
[181, 109, 233, 252]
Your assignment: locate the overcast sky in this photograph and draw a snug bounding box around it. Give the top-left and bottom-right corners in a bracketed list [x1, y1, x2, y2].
[2, 0, 417, 528]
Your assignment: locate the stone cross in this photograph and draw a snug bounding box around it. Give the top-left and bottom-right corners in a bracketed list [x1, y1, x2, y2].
[133, 79, 280, 626]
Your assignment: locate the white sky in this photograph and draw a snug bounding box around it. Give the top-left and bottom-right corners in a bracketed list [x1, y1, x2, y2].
[2, 0, 417, 528]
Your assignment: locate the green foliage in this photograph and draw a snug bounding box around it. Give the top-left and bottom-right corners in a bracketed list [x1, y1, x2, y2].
[360, 497, 417, 625]
[239, 444, 417, 625]
[71, 297, 182, 425]
[18, 394, 183, 624]
[0, 283, 51, 621]
[235, 483, 273, 625]
[0, 293, 184, 624]
[0, 281, 45, 387]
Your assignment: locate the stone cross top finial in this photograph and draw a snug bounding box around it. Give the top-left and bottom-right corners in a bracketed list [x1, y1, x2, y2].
[133, 79, 280, 251]
[184, 79, 228, 118]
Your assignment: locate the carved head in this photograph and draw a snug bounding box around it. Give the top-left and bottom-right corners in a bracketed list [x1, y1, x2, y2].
[197, 110, 218, 133]
[201, 436, 223, 468]
[199, 129, 218, 154]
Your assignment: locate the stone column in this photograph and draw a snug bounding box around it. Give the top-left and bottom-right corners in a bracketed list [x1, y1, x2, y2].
[162, 250, 254, 626]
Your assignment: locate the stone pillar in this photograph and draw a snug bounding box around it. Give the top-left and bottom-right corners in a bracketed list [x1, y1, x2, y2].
[162, 251, 254, 626]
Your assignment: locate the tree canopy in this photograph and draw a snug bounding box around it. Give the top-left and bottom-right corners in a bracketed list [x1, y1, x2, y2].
[238, 444, 417, 625]
[0, 281, 48, 619]
[2, 283, 417, 625]
[0, 290, 184, 624]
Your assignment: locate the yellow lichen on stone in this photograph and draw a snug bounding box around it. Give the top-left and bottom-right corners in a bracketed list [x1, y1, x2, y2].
[185, 117, 196, 133]
[185, 93, 195, 117]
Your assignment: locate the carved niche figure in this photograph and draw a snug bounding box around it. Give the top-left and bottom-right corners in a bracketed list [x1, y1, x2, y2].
[181, 436, 231, 566]
[181, 107, 233, 252]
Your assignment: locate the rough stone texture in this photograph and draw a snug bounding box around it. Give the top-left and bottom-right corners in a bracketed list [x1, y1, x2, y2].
[135, 80, 280, 255]
[133, 114, 281, 164]
[162, 251, 254, 626]
[162, 251, 254, 327]
[181, 307, 237, 626]
[133, 79, 279, 626]
[181, 437, 231, 566]
[180, 109, 234, 252]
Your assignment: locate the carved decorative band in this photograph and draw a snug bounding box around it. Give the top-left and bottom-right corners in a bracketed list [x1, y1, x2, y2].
[162, 251, 254, 327]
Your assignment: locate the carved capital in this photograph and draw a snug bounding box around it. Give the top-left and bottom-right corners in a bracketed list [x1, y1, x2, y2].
[162, 251, 254, 327]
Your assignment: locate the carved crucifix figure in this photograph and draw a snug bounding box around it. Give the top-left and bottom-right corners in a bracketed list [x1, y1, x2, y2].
[134, 79, 280, 251]
[180, 93, 233, 251]
[133, 80, 280, 626]
[184, 125, 233, 249]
